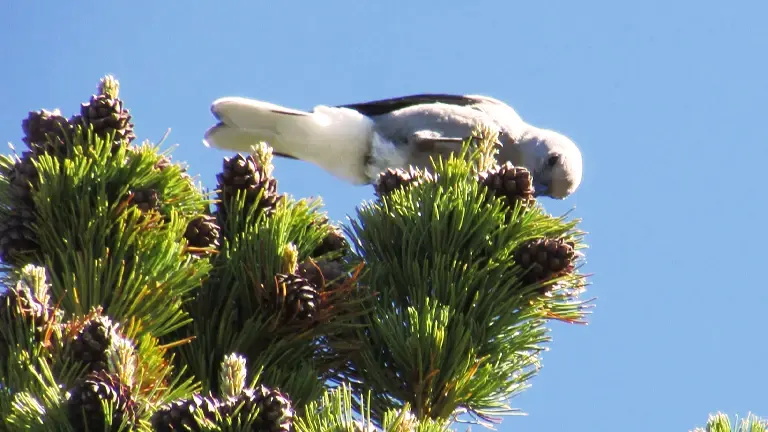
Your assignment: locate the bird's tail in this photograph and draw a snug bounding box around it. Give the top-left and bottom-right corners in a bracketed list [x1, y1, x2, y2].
[203, 97, 373, 184]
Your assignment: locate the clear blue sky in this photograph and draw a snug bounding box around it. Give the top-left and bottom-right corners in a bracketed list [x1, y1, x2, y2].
[2, 1, 766, 430]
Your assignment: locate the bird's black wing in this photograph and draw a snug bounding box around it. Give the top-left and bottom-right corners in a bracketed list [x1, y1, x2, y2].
[337, 94, 483, 117]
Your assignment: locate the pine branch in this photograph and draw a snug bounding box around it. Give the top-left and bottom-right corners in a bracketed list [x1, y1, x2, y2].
[294, 384, 450, 432]
[173, 148, 373, 413]
[0, 75, 217, 431]
[28, 131, 209, 335]
[692, 413, 767, 432]
[345, 133, 590, 425]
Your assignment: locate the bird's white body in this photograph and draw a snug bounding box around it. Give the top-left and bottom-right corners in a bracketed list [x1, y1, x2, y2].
[206, 97, 386, 184]
[204, 94, 583, 199]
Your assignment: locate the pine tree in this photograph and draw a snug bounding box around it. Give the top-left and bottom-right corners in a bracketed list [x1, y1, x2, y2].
[691, 413, 767, 432]
[0, 76, 758, 431]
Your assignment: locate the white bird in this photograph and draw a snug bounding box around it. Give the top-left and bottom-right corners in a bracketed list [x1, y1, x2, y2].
[203, 94, 583, 199]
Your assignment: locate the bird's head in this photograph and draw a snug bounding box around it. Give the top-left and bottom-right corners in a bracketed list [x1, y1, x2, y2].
[517, 128, 583, 199]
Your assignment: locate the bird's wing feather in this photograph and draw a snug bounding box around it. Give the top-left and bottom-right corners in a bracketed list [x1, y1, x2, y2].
[338, 94, 487, 117]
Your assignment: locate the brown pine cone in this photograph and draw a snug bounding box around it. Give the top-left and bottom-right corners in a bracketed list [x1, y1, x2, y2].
[184, 215, 220, 252]
[216, 153, 282, 221]
[276, 273, 321, 321]
[478, 162, 535, 210]
[297, 259, 346, 289]
[514, 238, 577, 293]
[4, 151, 40, 205]
[66, 370, 137, 432]
[78, 94, 136, 146]
[219, 385, 295, 432]
[312, 225, 349, 258]
[21, 109, 72, 156]
[128, 188, 161, 213]
[0, 204, 39, 264]
[65, 315, 117, 374]
[151, 394, 222, 432]
[374, 167, 432, 199]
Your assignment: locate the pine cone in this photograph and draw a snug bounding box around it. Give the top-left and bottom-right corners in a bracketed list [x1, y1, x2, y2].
[128, 188, 161, 213]
[479, 162, 535, 210]
[216, 154, 281, 220]
[4, 152, 40, 205]
[66, 371, 137, 432]
[514, 238, 577, 292]
[0, 204, 39, 264]
[151, 394, 222, 432]
[297, 259, 346, 289]
[374, 167, 431, 198]
[221, 385, 294, 432]
[21, 109, 71, 156]
[184, 215, 220, 252]
[312, 225, 349, 258]
[277, 273, 321, 321]
[66, 315, 116, 373]
[77, 93, 136, 146]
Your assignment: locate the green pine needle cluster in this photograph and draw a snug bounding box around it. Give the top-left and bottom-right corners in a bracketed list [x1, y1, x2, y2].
[295, 385, 449, 432]
[345, 128, 588, 424]
[691, 413, 767, 432]
[0, 75, 753, 431]
[175, 184, 371, 408]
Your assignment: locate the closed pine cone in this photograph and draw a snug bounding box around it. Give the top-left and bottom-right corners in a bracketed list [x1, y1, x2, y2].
[478, 162, 535, 210]
[514, 238, 577, 293]
[21, 109, 72, 157]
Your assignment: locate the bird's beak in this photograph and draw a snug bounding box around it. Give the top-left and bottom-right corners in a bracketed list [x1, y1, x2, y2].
[533, 182, 549, 197]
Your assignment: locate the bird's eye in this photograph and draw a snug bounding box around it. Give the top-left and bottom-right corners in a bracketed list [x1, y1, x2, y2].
[547, 155, 560, 167]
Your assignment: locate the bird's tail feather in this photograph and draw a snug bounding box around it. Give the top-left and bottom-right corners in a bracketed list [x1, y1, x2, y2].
[204, 97, 374, 184]
[204, 123, 298, 159]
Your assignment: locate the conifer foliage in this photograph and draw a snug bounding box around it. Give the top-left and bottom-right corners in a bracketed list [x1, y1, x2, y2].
[3, 74, 747, 431]
[345, 130, 589, 425]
